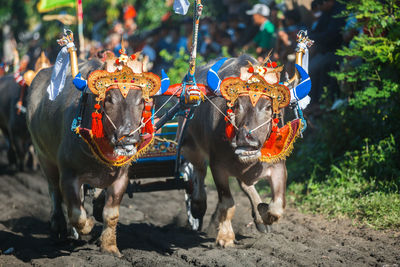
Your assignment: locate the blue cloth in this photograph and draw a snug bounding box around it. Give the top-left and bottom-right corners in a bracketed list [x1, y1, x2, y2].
[73, 73, 88, 92]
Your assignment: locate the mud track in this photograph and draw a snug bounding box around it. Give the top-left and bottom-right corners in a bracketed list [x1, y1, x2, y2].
[0, 165, 399, 266]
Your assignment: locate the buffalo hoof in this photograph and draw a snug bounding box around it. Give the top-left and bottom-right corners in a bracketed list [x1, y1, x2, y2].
[78, 217, 95, 235]
[255, 222, 268, 233]
[101, 245, 122, 258]
[50, 214, 68, 241]
[216, 232, 235, 248]
[216, 237, 235, 248]
[257, 203, 280, 225]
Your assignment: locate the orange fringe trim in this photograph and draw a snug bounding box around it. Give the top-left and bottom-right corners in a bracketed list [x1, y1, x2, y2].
[76, 127, 154, 167]
[259, 119, 302, 163]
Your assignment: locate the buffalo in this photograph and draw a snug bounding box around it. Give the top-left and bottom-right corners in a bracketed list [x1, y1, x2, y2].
[27, 43, 161, 256]
[181, 54, 299, 247]
[0, 52, 50, 171]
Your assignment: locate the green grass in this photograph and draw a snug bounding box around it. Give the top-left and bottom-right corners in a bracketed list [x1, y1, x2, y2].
[287, 136, 400, 230]
[288, 178, 400, 230]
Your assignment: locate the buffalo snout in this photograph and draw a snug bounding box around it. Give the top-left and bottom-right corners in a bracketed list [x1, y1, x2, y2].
[233, 128, 262, 163]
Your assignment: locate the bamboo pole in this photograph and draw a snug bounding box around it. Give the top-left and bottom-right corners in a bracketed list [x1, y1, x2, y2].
[77, 0, 85, 59]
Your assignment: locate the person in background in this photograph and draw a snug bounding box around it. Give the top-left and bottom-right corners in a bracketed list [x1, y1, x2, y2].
[245, 3, 276, 58]
[275, 8, 304, 76]
[308, 0, 346, 105]
[124, 5, 137, 36]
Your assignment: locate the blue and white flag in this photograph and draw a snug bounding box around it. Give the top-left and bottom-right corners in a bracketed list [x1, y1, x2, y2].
[173, 0, 190, 15]
[46, 43, 74, 100]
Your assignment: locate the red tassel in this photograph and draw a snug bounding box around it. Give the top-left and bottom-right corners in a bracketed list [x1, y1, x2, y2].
[225, 123, 235, 140]
[92, 112, 104, 138]
[265, 125, 278, 149]
[224, 108, 235, 140]
[141, 108, 154, 135]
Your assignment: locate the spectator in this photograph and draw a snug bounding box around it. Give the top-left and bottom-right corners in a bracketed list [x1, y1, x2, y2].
[245, 3, 276, 57]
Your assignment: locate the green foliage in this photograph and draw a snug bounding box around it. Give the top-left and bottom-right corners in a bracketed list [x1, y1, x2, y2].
[289, 137, 400, 229]
[135, 0, 169, 30]
[287, 0, 400, 230]
[159, 48, 204, 84]
[332, 0, 400, 108]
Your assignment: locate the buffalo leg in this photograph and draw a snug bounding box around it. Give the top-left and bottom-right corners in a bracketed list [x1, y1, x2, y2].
[100, 168, 129, 257]
[183, 153, 207, 222]
[209, 163, 235, 248]
[181, 140, 207, 222]
[258, 161, 287, 225]
[238, 181, 268, 233]
[38, 155, 67, 239]
[60, 171, 94, 236]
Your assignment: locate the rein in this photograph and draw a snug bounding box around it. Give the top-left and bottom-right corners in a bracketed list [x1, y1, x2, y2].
[120, 84, 183, 141]
[201, 91, 273, 134]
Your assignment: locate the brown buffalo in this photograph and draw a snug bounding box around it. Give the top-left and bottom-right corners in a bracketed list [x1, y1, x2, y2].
[27, 55, 154, 256]
[182, 55, 289, 247]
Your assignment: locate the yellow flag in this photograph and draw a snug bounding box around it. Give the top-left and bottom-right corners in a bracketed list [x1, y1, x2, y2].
[37, 0, 76, 13]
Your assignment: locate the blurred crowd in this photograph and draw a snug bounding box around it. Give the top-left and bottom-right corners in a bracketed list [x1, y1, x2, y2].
[2, 0, 361, 108]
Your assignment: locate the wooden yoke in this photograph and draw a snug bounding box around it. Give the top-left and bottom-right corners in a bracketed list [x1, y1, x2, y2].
[57, 29, 79, 78]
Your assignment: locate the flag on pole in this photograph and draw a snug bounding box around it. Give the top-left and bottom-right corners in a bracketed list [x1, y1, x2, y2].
[47, 45, 71, 100]
[173, 0, 190, 15]
[37, 0, 76, 13]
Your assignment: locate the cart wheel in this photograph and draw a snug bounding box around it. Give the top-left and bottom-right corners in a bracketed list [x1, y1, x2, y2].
[181, 161, 203, 231]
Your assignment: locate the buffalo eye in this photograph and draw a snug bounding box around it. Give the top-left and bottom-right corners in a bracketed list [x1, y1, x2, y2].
[257, 104, 268, 112]
[135, 97, 143, 105]
[105, 94, 114, 104]
[235, 103, 244, 113]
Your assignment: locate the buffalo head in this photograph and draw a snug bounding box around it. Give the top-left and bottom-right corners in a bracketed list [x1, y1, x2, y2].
[85, 53, 161, 158]
[231, 96, 273, 163]
[207, 56, 291, 164]
[102, 88, 144, 156]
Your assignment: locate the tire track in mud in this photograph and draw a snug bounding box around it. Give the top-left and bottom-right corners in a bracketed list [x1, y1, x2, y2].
[0, 171, 399, 266]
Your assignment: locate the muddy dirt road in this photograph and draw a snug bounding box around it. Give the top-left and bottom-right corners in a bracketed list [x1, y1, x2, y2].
[0, 164, 399, 266]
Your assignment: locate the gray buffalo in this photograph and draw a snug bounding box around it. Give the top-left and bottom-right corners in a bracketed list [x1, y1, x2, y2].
[27, 50, 159, 256]
[0, 75, 33, 170]
[182, 54, 297, 247]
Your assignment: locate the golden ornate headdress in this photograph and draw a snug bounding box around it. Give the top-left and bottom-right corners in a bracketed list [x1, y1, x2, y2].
[219, 64, 290, 114]
[88, 45, 160, 102]
[88, 65, 161, 102]
[208, 56, 290, 114]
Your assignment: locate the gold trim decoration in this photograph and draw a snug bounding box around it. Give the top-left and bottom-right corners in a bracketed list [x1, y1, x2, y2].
[220, 74, 290, 113]
[75, 127, 155, 167]
[87, 65, 161, 102]
[259, 119, 302, 163]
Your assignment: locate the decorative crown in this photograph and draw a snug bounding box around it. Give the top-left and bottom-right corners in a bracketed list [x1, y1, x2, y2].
[220, 55, 290, 114]
[88, 65, 161, 102]
[88, 39, 160, 102]
[220, 73, 290, 114]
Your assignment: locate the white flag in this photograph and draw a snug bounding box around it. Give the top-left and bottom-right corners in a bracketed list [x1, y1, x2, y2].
[47, 46, 70, 100]
[173, 0, 190, 15]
